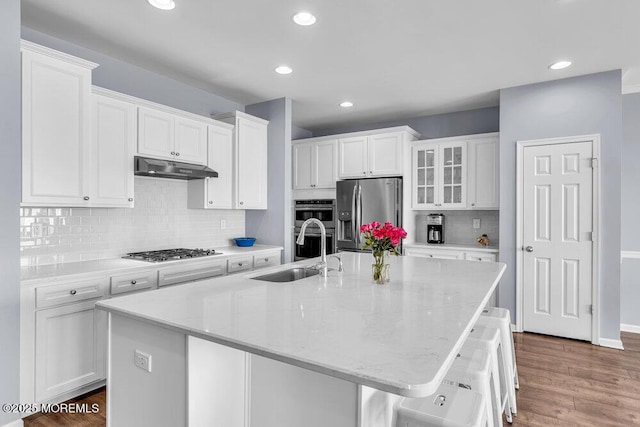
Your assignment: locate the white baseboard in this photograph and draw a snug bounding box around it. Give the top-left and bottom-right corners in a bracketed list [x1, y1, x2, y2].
[599, 338, 625, 350]
[1, 418, 24, 427]
[621, 323, 640, 334]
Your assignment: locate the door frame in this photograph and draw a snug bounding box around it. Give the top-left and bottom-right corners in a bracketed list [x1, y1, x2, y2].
[515, 134, 601, 345]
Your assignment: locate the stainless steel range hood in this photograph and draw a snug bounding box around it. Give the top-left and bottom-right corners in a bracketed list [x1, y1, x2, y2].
[134, 156, 218, 180]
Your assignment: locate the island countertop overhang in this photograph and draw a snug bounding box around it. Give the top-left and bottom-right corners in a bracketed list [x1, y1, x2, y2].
[96, 252, 506, 398]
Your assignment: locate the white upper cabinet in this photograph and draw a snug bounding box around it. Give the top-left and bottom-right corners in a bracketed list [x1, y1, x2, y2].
[368, 132, 405, 176]
[214, 111, 269, 210]
[21, 41, 98, 206]
[187, 124, 234, 209]
[292, 139, 337, 189]
[467, 136, 499, 209]
[138, 106, 208, 165]
[92, 92, 136, 207]
[412, 133, 498, 210]
[413, 140, 467, 209]
[338, 136, 369, 178]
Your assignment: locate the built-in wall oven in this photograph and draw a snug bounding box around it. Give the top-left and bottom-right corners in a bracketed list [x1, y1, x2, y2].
[294, 199, 336, 261]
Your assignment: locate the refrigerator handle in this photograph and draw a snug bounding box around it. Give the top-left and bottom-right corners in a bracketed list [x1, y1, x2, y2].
[351, 183, 358, 245]
[356, 184, 362, 246]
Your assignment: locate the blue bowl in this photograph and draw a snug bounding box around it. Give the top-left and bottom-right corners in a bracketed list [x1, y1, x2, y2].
[234, 237, 256, 247]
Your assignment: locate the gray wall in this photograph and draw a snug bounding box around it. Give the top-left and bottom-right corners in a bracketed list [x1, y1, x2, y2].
[245, 98, 293, 262]
[621, 93, 640, 327]
[312, 107, 499, 139]
[499, 71, 622, 342]
[22, 27, 243, 117]
[0, 0, 21, 425]
[292, 124, 312, 140]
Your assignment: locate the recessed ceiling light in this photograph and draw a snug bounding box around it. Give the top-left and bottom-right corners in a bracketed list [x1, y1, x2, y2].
[549, 60, 572, 70]
[340, 101, 354, 108]
[148, 0, 175, 10]
[275, 65, 293, 75]
[292, 11, 316, 26]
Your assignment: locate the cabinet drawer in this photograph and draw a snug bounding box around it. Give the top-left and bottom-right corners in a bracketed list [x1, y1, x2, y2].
[404, 248, 464, 260]
[110, 270, 158, 295]
[36, 277, 107, 309]
[228, 257, 253, 274]
[253, 253, 280, 270]
[464, 252, 497, 262]
[158, 260, 226, 287]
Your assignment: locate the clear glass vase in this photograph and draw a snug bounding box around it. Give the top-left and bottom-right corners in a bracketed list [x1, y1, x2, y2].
[372, 251, 390, 284]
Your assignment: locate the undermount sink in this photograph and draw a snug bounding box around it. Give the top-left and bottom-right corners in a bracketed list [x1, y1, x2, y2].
[251, 267, 319, 283]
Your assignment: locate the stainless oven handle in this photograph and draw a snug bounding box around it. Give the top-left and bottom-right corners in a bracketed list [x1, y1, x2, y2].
[295, 206, 334, 211]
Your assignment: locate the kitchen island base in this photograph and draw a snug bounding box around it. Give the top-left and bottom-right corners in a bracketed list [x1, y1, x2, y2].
[107, 314, 393, 427]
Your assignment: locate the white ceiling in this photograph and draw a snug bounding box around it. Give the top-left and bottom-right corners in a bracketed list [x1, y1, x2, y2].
[21, 0, 640, 131]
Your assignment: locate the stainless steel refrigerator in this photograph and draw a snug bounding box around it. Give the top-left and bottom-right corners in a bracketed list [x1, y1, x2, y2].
[336, 177, 402, 251]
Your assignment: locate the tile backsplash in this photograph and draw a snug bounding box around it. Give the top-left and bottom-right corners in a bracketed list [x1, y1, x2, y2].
[20, 177, 245, 266]
[414, 210, 499, 246]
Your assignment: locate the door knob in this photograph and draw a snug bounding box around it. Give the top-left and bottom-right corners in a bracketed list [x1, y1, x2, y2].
[525, 246, 534, 252]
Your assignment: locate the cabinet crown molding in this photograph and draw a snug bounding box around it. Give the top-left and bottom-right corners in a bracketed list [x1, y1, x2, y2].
[212, 110, 270, 126]
[293, 125, 420, 144]
[413, 132, 499, 145]
[21, 40, 99, 70]
[92, 86, 234, 130]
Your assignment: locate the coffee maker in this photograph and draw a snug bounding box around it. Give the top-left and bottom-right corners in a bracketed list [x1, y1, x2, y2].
[426, 214, 445, 244]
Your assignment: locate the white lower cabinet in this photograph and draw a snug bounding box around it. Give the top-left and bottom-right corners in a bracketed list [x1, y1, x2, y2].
[26, 276, 108, 404]
[464, 251, 497, 262]
[35, 300, 107, 402]
[404, 247, 465, 260]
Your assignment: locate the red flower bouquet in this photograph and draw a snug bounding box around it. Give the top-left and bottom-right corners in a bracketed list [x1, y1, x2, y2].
[360, 221, 407, 283]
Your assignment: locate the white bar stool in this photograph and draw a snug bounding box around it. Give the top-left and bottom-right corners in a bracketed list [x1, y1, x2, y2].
[466, 325, 512, 423]
[445, 347, 502, 427]
[479, 307, 519, 390]
[395, 383, 487, 427]
[476, 310, 518, 420]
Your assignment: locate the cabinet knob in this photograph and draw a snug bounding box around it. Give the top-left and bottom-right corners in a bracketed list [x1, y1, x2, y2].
[131, 280, 137, 285]
[240, 201, 244, 205]
[171, 151, 176, 156]
[128, 198, 134, 202]
[69, 289, 77, 295]
[471, 203, 475, 207]
[363, 172, 366, 175]
[238, 263, 243, 266]
[208, 201, 213, 205]
[264, 258, 268, 262]
[83, 196, 90, 201]
[369, 171, 372, 174]
[175, 152, 180, 156]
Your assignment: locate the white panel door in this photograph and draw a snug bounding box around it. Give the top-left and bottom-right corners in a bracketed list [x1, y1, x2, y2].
[21, 49, 92, 205]
[137, 107, 174, 160]
[206, 126, 233, 209]
[236, 117, 268, 209]
[92, 94, 135, 207]
[292, 142, 313, 189]
[314, 139, 337, 188]
[523, 142, 593, 340]
[368, 132, 403, 176]
[338, 136, 368, 178]
[174, 117, 208, 164]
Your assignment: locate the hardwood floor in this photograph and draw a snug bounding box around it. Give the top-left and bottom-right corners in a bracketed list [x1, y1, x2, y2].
[23, 332, 640, 426]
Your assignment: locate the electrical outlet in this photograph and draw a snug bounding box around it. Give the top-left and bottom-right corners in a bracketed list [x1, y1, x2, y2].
[473, 219, 481, 229]
[220, 219, 227, 230]
[32, 222, 44, 238]
[134, 350, 152, 373]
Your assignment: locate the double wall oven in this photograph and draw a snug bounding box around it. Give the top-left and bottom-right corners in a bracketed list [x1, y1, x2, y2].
[293, 199, 336, 261]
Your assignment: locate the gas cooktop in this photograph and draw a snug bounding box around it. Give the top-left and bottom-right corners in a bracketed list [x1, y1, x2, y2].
[122, 248, 222, 263]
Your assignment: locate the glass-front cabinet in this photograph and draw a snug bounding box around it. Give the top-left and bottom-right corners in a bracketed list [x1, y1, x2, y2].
[412, 141, 467, 209]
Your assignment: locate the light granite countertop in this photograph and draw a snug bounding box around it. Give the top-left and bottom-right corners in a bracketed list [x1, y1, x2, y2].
[21, 244, 283, 284]
[96, 251, 505, 398]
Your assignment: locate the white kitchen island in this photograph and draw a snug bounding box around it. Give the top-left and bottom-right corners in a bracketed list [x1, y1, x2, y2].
[96, 252, 505, 427]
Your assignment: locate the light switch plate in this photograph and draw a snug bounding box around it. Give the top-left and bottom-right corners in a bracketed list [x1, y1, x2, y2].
[220, 219, 227, 230]
[473, 219, 481, 229]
